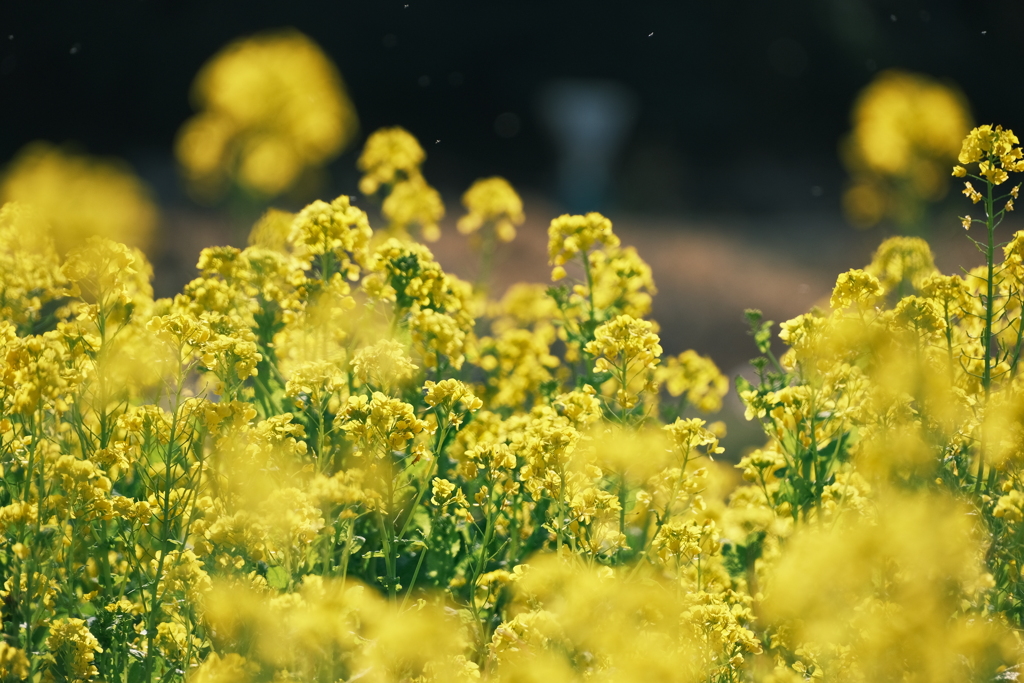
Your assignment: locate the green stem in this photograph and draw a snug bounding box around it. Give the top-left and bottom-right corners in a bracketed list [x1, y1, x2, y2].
[977, 180, 996, 494]
[582, 251, 597, 327]
[401, 547, 428, 611]
[380, 457, 398, 602]
[983, 180, 997, 399]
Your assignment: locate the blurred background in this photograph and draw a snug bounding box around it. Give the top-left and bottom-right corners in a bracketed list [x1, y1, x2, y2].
[2, 0, 1023, 425]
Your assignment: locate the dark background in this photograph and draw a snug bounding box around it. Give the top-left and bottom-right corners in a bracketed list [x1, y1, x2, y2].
[2, 0, 1022, 213]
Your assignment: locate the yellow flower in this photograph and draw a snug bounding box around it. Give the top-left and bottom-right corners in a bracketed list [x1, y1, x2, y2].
[962, 181, 983, 203]
[655, 350, 729, 413]
[891, 295, 947, 337]
[177, 30, 357, 197]
[865, 235, 938, 292]
[840, 69, 971, 228]
[980, 160, 1009, 186]
[830, 269, 884, 311]
[288, 194, 372, 279]
[0, 642, 29, 681]
[381, 173, 445, 242]
[585, 314, 662, 409]
[423, 379, 483, 413]
[357, 126, 426, 195]
[956, 124, 1023, 188]
[409, 307, 469, 370]
[335, 391, 427, 457]
[351, 339, 419, 389]
[457, 176, 525, 242]
[45, 618, 103, 683]
[952, 165, 966, 177]
[961, 215, 972, 230]
[664, 417, 724, 458]
[0, 143, 157, 252]
[548, 212, 620, 267]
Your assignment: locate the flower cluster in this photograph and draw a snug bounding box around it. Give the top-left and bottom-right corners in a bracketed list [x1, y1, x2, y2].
[0, 143, 157, 251]
[842, 69, 972, 229]
[176, 30, 357, 197]
[5, 108, 1024, 683]
[457, 177, 525, 243]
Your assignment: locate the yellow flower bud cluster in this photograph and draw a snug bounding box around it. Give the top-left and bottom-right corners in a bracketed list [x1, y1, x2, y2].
[357, 126, 426, 195]
[358, 127, 446, 241]
[0, 643, 29, 681]
[381, 174, 445, 242]
[0, 203, 67, 330]
[548, 211, 620, 279]
[457, 176, 525, 243]
[864, 235, 938, 293]
[829, 269, 884, 311]
[288, 194, 372, 280]
[177, 30, 357, 197]
[841, 69, 972, 229]
[44, 618, 103, 683]
[336, 392, 427, 458]
[655, 349, 729, 413]
[351, 339, 419, 390]
[0, 143, 157, 252]
[585, 314, 662, 409]
[956, 124, 1024, 185]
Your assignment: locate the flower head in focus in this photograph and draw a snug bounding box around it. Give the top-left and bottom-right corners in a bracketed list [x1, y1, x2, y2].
[548, 212, 619, 280]
[954, 125, 1024, 195]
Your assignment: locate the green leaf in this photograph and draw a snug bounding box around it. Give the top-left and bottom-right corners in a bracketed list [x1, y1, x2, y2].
[265, 565, 290, 590]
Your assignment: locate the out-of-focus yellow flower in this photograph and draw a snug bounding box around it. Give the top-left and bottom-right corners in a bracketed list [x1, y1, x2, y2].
[0, 142, 157, 251]
[829, 269, 884, 311]
[0, 202, 67, 331]
[457, 176, 525, 243]
[865, 235, 938, 293]
[357, 127, 426, 195]
[357, 127, 446, 242]
[381, 173, 445, 242]
[841, 69, 972, 229]
[176, 30, 357, 198]
[0, 642, 29, 681]
[655, 349, 728, 413]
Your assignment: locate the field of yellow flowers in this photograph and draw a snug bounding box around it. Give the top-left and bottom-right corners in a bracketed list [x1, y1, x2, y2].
[1, 119, 1024, 683]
